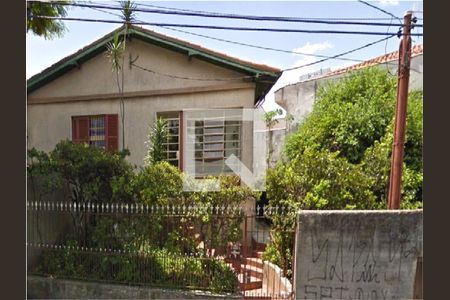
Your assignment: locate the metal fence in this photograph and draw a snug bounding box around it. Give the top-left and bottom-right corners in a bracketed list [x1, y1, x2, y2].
[27, 201, 296, 299]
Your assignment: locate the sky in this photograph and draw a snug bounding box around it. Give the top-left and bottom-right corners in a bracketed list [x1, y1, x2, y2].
[26, 0, 423, 112]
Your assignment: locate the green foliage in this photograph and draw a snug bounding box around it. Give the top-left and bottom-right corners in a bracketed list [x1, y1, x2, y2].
[119, 1, 137, 23]
[106, 32, 125, 73]
[29, 140, 135, 204]
[35, 242, 238, 293]
[267, 148, 377, 211]
[264, 108, 283, 167]
[144, 118, 168, 166]
[275, 67, 422, 210]
[136, 161, 182, 204]
[264, 67, 423, 275]
[27, 1, 69, 39]
[134, 164, 256, 252]
[285, 68, 398, 163]
[29, 142, 252, 294]
[263, 108, 283, 129]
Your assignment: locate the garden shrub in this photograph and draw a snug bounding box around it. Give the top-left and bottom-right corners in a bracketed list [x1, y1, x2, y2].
[264, 67, 423, 276]
[28, 141, 255, 294]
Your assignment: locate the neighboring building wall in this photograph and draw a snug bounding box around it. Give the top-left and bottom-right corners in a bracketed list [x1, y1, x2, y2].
[27, 39, 256, 169]
[275, 54, 423, 133]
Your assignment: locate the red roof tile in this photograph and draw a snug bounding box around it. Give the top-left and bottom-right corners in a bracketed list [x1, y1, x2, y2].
[320, 44, 423, 78]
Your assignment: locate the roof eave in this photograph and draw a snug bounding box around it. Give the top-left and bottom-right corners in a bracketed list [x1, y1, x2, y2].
[27, 26, 281, 94]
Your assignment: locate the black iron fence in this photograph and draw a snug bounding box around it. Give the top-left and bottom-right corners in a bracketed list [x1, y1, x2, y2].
[27, 201, 296, 299]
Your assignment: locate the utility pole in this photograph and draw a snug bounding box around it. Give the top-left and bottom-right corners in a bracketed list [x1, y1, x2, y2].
[387, 11, 413, 209]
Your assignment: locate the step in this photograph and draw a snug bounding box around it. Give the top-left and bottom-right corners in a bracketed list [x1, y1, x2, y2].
[240, 281, 263, 291]
[245, 257, 264, 269]
[253, 241, 266, 251]
[252, 251, 264, 259]
[239, 266, 263, 280]
[243, 296, 271, 300]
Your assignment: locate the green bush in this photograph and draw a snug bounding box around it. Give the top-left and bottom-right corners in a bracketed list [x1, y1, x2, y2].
[34, 244, 238, 293]
[27, 140, 135, 204]
[271, 68, 422, 211]
[28, 141, 254, 294]
[264, 67, 423, 277]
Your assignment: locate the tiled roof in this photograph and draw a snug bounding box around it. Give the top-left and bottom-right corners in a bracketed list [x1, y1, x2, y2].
[27, 25, 281, 93]
[135, 26, 281, 73]
[319, 43, 423, 78]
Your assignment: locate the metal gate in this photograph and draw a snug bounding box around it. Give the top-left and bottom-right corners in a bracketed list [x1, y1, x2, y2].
[224, 206, 296, 300]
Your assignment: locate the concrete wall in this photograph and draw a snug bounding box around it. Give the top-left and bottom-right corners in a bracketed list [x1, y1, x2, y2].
[262, 261, 292, 297]
[27, 275, 243, 299]
[27, 39, 256, 168]
[294, 210, 423, 300]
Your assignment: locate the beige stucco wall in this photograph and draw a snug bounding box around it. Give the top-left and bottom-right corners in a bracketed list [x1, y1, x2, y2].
[28, 89, 255, 168]
[27, 38, 257, 169]
[28, 39, 250, 100]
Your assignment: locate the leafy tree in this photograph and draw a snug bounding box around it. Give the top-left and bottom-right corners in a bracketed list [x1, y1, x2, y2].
[277, 67, 423, 210]
[105, 1, 137, 150]
[264, 67, 423, 274]
[27, 140, 135, 242]
[27, 1, 70, 39]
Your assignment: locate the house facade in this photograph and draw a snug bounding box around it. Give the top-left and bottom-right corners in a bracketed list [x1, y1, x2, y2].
[27, 26, 281, 175]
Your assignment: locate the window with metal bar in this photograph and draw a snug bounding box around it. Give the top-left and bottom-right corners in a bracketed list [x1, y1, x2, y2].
[72, 114, 118, 151]
[157, 112, 180, 168]
[186, 111, 241, 176]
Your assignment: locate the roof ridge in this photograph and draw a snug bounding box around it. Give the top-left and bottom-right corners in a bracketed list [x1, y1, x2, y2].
[27, 25, 281, 87]
[129, 25, 281, 73]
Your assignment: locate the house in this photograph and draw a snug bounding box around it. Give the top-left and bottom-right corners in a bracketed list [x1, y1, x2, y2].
[27, 25, 281, 176]
[275, 44, 423, 133]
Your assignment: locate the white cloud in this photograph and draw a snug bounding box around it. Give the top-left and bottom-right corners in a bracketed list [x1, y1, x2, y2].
[292, 41, 333, 56]
[378, 0, 400, 6]
[262, 41, 334, 112]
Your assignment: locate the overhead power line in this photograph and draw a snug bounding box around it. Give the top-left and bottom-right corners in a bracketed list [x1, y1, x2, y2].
[29, 16, 423, 36]
[131, 63, 255, 81]
[282, 34, 396, 72]
[133, 1, 401, 21]
[85, 6, 404, 68]
[44, 1, 423, 28]
[85, 6, 418, 69]
[130, 34, 398, 82]
[357, 0, 402, 23]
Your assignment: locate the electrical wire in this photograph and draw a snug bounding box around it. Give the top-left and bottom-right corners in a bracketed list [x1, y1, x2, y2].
[384, 17, 398, 76]
[86, 6, 395, 65]
[130, 63, 256, 81]
[357, 0, 402, 23]
[133, 1, 402, 21]
[85, 6, 419, 71]
[29, 16, 423, 36]
[130, 34, 398, 82]
[49, 1, 424, 27]
[282, 35, 396, 72]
